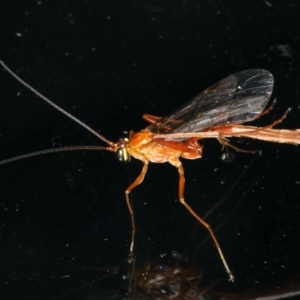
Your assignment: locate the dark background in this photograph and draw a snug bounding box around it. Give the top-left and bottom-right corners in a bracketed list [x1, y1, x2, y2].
[0, 0, 300, 299]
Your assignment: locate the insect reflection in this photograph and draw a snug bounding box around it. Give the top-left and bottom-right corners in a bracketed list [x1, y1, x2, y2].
[127, 252, 216, 300]
[127, 254, 300, 300]
[1, 62, 300, 282]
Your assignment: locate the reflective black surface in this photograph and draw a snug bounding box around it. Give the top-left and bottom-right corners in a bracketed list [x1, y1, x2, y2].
[1, 1, 300, 299]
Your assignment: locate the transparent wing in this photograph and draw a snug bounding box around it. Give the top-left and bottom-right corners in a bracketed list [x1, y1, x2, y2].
[146, 69, 274, 138]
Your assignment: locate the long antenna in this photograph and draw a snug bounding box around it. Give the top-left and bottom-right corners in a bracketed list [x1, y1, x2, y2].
[0, 61, 113, 146]
[0, 146, 112, 166]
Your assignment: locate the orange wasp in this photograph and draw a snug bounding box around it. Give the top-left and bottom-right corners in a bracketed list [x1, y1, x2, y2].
[1, 62, 300, 282]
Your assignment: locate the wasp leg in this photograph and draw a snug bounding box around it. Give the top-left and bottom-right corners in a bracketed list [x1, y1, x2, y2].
[260, 108, 291, 129]
[174, 162, 234, 282]
[143, 114, 163, 124]
[125, 162, 149, 261]
[155, 138, 202, 159]
[258, 99, 276, 117]
[217, 137, 258, 154]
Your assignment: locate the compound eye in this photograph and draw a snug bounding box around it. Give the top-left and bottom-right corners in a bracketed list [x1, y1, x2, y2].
[116, 148, 129, 162]
[116, 148, 124, 161]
